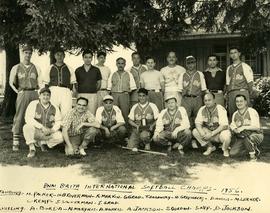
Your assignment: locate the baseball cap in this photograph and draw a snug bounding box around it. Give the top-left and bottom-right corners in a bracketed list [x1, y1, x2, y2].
[164, 95, 177, 102]
[39, 87, 51, 95]
[103, 95, 114, 102]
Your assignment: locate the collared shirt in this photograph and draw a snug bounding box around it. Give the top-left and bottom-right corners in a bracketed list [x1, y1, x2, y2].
[195, 104, 228, 130]
[155, 107, 190, 133]
[95, 105, 125, 127]
[9, 63, 43, 91]
[204, 68, 225, 91]
[24, 100, 61, 132]
[95, 64, 111, 90]
[160, 65, 186, 92]
[226, 62, 253, 91]
[129, 64, 147, 88]
[140, 70, 164, 90]
[75, 65, 102, 93]
[178, 70, 207, 95]
[230, 107, 261, 131]
[62, 108, 98, 136]
[43, 64, 76, 88]
[107, 70, 137, 92]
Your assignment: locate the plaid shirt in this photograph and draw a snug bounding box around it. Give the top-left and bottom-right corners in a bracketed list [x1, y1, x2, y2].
[62, 108, 96, 136]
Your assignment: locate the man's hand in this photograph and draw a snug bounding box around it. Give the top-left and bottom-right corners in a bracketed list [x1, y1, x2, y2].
[104, 127, 111, 138]
[110, 125, 117, 132]
[237, 126, 245, 133]
[153, 133, 159, 141]
[203, 132, 212, 141]
[149, 125, 155, 132]
[41, 126, 51, 135]
[65, 144, 74, 156]
[172, 129, 179, 139]
[75, 123, 84, 132]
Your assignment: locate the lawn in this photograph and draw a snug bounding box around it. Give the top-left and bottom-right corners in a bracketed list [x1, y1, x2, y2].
[1, 118, 270, 184]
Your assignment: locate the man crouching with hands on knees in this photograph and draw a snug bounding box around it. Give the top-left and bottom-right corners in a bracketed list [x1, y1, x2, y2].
[192, 92, 231, 157]
[23, 87, 63, 158]
[62, 97, 100, 156]
[153, 96, 192, 155]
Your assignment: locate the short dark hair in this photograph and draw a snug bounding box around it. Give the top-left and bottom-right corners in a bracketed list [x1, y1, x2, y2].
[82, 49, 93, 57]
[116, 57, 126, 63]
[54, 47, 65, 55]
[77, 97, 89, 105]
[131, 52, 140, 58]
[229, 46, 241, 52]
[97, 51, 106, 58]
[145, 56, 155, 62]
[137, 88, 148, 95]
[167, 51, 177, 57]
[235, 94, 247, 101]
[207, 54, 218, 60]
[204, 92, 215, 100]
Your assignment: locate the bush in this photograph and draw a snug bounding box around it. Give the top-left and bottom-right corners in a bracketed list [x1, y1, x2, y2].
[253, 77, 270, 117]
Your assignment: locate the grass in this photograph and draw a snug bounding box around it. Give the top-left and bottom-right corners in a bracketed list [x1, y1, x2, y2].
[1, 118, 270, 184]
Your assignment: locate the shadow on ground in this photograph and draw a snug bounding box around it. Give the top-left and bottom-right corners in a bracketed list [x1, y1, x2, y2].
[1, 118, 270, 184]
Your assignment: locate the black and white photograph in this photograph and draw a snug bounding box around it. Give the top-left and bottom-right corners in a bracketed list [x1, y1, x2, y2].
[0, 0, 270, 212]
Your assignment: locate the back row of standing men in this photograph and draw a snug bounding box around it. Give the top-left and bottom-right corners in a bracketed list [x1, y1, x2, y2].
[9, 45, 261, 160]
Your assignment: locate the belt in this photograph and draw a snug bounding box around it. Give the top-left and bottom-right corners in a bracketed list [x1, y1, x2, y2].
[228, 88, 248, 93]
[99, 89, 108, 91]
[148, 89, 161, 92]
[50, 84, 70, 88]
[21, 88, 37, 91]
[209, 90, 223, 93]
[183, 94, 199, 98]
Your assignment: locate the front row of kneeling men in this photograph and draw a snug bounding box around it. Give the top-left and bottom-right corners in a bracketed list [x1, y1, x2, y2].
[23, 87, 263, 162]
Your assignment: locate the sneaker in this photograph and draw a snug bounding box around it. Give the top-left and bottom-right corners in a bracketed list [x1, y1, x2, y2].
[41, 144, 48, 152]
[145, 144, 151, 151]
[79, 148, 87, 156]
[223, 150, 230, 157]
[12, 144, 19, 152]
[27, 150, 36, 158]
[203, 146, 216, 156]
[172, 143, 180, 149]
[191, 140, 199, 149]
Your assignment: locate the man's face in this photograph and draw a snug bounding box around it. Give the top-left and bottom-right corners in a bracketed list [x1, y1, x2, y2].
[83, 53, 93, 65]
[116, 59, 126, 71]
[146, 58, 155, 70]
[167, 99, 177, 110]
[138, 93, 147, 104]
[204, 94, 215, 108]
[235, 96, 247, 110]
[208, 57, 218, 68]
[39, 92, 51, 105]
[97, 55, 106, 65]
[132, 54, 141, 66]
[103, 100, 113, 111]
[76, 99, 88, 113]
[186, 61, 196, 71]
[230, 49, 241, 61]
[23, 50, 33, 62]
[167, 52, 177, 65]
[54, 52, 65, 63]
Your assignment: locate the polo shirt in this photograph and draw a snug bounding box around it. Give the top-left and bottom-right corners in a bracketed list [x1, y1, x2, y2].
[204, 68, 226, 91]
[75, 65, 102, 93]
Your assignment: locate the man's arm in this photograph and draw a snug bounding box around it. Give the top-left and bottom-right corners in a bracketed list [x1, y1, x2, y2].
[128, 119, 139, 129]
[62, 127, 73, 148]
[96, 80, 101, 91]
[9, 65, 19, 93]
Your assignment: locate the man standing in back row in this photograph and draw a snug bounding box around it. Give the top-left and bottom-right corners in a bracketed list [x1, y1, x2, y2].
[226, 47, 254, 118]
[161, 51, 186, 106]
[75, 50, 102, 114]
[129, 52, 147, 106]
[9, 45, 42, 151]
[44, 48, 77, 118]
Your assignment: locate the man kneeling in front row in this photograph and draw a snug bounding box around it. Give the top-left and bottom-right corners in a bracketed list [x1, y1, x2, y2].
[153, 96, 191, 155]
[193, 92, 231, 157]
[95, 95, 127, 144]
[23, 87, 63, 158]
[62, 97, 100, 156]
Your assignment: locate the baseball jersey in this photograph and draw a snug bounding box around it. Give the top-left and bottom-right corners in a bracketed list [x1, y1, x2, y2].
[107, 71, 136, 92]
[129, 64, 147, 88]
[195, 104, 228, 131]
[155, 107, 190, 133]
[96, 105, 125, 128]
[226, 62, 253, 91]
[178, 71, 207, 96]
